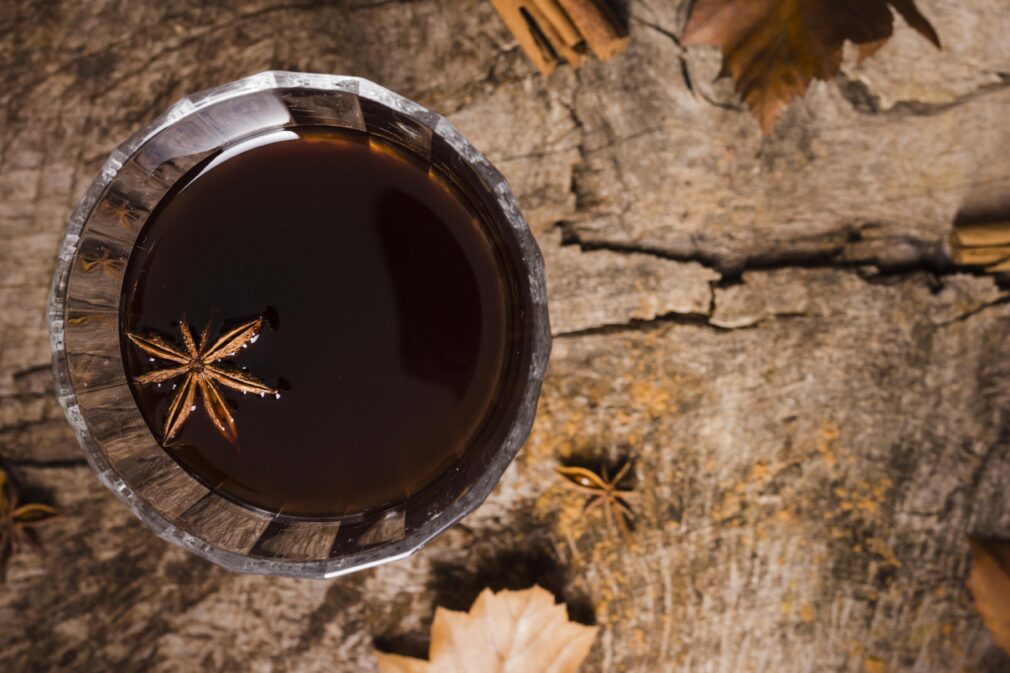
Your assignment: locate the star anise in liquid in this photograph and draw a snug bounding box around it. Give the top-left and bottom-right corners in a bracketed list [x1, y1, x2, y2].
[127, 316, 277, 444]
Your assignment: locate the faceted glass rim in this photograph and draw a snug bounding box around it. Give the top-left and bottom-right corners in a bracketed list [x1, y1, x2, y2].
[48, 71, 552, 578]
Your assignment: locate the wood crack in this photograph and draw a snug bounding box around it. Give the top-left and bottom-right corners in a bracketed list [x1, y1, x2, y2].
[837, 71, 1010, 118]
[630, 15, 744, 113]
[552, 221, 1009, 337]
[932, 294, 1010, 327]
[554, 310, 719, 338]
[556, 219, 972, 281]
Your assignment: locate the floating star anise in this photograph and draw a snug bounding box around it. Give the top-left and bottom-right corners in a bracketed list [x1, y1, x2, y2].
[556, 461, 638, 540]
[127, 316, 277, 444]
[0, 467, 59, 582]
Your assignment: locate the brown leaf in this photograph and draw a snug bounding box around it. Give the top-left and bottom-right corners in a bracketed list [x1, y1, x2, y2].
[968, 536, 1010, 655]
[376, 585, 597, 673]
[682, 0, 940, 132]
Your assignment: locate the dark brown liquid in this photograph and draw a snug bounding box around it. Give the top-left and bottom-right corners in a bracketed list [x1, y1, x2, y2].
[120, 127, 511, 518]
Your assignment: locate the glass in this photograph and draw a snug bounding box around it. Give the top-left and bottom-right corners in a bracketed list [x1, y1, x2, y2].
[48, 72, 551, 578]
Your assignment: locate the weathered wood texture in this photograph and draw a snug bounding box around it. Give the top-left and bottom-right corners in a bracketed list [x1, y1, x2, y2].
[2, 1, 1010, 671]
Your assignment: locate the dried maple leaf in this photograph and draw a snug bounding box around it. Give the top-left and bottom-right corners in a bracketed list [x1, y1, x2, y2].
[967, 536, 1010, 655]
[682, 0, 940, 132]
[376, 585, 597, 673]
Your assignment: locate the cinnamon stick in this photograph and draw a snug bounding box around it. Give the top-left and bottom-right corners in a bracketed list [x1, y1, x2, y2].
[986, 258, 1010, 272]
[950, 220, 1010, 273]
[952, 245, 1010, 266]
[952, 222, 1010, 248]
[491, 0, 560, 75]
[555, 0, 629, 61]
[525, 1, 585, 68]
[531, 0, 582, 47]
[490, 0, 627, 74]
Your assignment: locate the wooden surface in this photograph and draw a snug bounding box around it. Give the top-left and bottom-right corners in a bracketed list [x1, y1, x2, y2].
[2, 0, 1010, 671]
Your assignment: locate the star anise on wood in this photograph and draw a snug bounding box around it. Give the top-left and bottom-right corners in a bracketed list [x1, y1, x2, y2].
[556, 461, 638, 539]
[0, 468, 59, 582]
[127, 316, 277, 445]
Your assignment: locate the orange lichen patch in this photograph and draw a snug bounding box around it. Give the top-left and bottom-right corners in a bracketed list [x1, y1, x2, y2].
[710, 490, 743, 522]
[905, 619, 960, 654]
[816, 420, 840, 467]
[866, 536, 901, 569]
[629, 379, 674, 418]
[870, 477, 893, 501]
[612, 409, 635, 426]
[750, 462, 771, 480]
[846, 640, 865, 658]
[800, 604, 815, 623]
[521, 382, 597, 471]
[596, 600, 610, 625]
[546, 489, 593, 543]
[864, 657, 887, 673]
[938, 615, 964, 658]
[833, 475, 895, 522]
